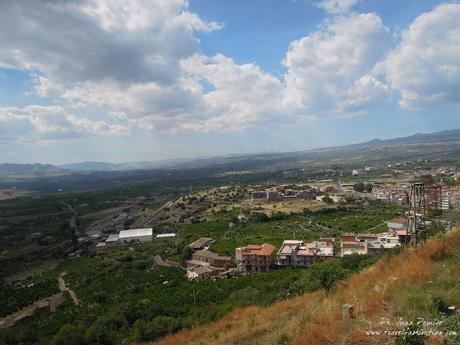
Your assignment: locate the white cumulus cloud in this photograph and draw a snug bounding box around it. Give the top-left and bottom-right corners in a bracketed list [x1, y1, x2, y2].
[314, 0, 359, 14]
[283, 13, 392, 117]
[379, 3, 460, 108]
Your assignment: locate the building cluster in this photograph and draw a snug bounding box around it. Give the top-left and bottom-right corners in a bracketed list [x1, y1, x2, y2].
[340, 232, 401, 256]
[371, 183, 460, 211]
[275, 238, 334, 268]
[185, 215, 425, 279]
[185, 237, 235, 279]
[441, 186, 460, 210]
[94, 228, 177, 250]
[186, 237, 337, 279]
[372, 184, 409, 205]
[251, 186, 316, 201]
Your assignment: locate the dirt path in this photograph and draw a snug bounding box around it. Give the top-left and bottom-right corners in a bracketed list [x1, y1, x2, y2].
[58, 273, 81, 306]
[0, 274, 72, 329]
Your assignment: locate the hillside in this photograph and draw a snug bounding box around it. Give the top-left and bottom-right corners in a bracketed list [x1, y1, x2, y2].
[152, 229, 460, 345]
[61, 128, 460, 172]
[0, 163, 68, 180]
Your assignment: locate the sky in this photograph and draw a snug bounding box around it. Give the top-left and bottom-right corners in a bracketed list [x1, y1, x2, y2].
[0, 0, 459, 164]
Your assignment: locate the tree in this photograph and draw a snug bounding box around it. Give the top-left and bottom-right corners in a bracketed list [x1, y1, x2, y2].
[249, 212, 269, 223]
[87, 312, 128, 345]
[132, 316, 180, 342]
[353, 183, 365, 192]
[365, 183, 373, 193]
[322, 196, 334, 205]
[51, 324, 88, 345]
[309, 260, 348, 292]
[180, 246, 193, 262]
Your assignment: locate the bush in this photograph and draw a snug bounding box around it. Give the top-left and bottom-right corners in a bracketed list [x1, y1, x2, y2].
[132, 316, 180, 342]
[309, 260, 348, 292]
[322, 196, 334, 204]
[51, 324, 88, 345]
[395, 322, 426, 345]
[432, 295, 449, 315]
[249, 212, 270, 223]
[438, 313, 460, 345]
[87, 312, 129, 345]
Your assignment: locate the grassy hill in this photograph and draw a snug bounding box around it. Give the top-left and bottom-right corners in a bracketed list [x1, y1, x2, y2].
[151, 229, 460, 345]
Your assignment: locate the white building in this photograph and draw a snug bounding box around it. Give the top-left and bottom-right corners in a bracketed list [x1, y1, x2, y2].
[119, 228, 153, 244]
[277, 239, 334, 267]
[155, 233, 176, 241]
[105, 234, 119, 247]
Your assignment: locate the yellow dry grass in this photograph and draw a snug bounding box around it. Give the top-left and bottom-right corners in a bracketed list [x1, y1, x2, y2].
[150, 229, 460, 345]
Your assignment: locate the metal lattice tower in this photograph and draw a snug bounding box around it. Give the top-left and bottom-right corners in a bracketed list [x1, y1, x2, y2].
[426, 184, 442, 218]
[406, 182, 426, 247]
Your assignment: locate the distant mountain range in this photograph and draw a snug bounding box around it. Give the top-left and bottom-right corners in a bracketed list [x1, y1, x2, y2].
[57, 159, 195, 171]
[1, 128, 460, 181]
[0, 163, 67, 180]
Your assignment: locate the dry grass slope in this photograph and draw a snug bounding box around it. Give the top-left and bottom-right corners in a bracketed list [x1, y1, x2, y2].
[151, 229, 460, 345]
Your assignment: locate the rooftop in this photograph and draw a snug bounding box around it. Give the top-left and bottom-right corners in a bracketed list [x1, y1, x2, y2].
[119, 228, 153, 238]
[189, 237, 214, 249]
[193, 250, 232, 261]
[155, 233, 176, 238]
[387, 218, 408, 225]
[241, 243, 276, 256]
[106, 234, 119, 242]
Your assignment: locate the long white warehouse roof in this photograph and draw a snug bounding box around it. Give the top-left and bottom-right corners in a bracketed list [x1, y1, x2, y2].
[119, 228, 153, 238]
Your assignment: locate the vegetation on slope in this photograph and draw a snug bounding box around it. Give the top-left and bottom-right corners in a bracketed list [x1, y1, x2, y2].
[0, 242, 377, 345]
[152, 229, 460, 345]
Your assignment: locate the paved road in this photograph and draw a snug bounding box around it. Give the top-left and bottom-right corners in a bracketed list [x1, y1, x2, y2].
[62, 203, 80, 237]
[139, 201, 173, 227]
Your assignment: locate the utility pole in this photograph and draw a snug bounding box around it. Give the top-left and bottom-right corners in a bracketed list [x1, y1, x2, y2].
[192, 288, 198, 328]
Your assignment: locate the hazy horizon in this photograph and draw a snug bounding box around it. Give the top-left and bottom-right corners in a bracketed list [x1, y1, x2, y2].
[2, 126, 458, 166]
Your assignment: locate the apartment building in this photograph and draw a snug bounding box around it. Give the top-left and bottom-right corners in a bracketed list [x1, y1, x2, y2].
[277, 238, 334, 268]
[236, 243, 276, 273]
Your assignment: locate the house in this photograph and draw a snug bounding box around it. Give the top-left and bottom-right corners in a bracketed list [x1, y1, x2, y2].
[341, 183, 355, 192]
[392, 228, 410, 244]
[251, 191, 266, 200]
[386, 217, 407, 231]
[118, 228, 153, 244]
[95, 242, 106, 251]
[105, 234, 119, 247]
[297, 189, 316, 200]
[189, 237, 214, 251]
[277, 238, 334, 268]
[342, 232, 401, 256]
[340, 234, 367, 256]
[356, 233, 379, 243]
[386, 218, 411, 243]
[266, 189, 281, 201]
[319, 184, 337, 193]
[236, 243, 276, 273]
[276, 240, 304, 267]
[186, 265, 220, 280]
[366, 234, 401, 255]
[189, 250, 233, 269]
